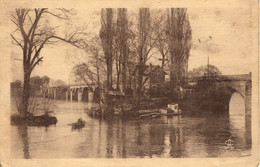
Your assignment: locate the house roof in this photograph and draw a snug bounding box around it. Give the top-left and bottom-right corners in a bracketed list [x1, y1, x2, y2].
[142, 65, 168, 76]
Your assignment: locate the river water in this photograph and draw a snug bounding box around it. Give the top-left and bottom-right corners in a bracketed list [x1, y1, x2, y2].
[11, 93, 251, 158]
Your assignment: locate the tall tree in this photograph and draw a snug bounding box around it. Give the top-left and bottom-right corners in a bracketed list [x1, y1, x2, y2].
[114, 8, 129, 91]
[100, 8, 115, 90]
[10, 8, 87, 117]
[130, 8, 156, 106]
[167, 8, 192, 89]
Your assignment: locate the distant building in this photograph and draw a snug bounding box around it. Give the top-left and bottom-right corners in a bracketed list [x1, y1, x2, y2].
[10, 80, 23, 97]
[142, 65, 167, 89]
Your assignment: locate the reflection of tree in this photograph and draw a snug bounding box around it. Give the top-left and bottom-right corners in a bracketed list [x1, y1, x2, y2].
[96, 119, 102, 157]
[135, 122, 146, 157]
[17, 125, 30, 159]
[106, 121, 114, 158]
[169, 126, 183, 157]
[115, 119, 122, 157]
[121, 120, 127, 158]
[195, 115, 231, 156]
[149, 125, 165, 156]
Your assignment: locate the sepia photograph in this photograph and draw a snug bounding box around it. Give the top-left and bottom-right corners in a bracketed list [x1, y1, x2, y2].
[0, 0, 259, 166]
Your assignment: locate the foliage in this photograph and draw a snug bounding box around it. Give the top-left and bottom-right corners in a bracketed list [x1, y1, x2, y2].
[30, 75, 50, 92]
[72, 63, 96, 90]
[188, 65, 222, 78]
[51, 79, 67, 87]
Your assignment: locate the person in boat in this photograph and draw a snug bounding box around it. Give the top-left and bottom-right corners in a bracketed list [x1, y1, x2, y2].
[77, 118, 83, 124]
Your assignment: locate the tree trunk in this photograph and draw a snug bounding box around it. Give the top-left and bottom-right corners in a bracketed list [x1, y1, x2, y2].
[135, 63, 144, 108]
[20, 69, 31, 118]
[122, 61, 126, 91]
[116, 72, 120, 91]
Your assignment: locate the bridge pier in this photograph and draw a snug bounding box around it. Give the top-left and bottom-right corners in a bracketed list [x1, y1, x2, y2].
[53, 88, 57, 100]
[47, 88, 50, 98]
[88, 91, 94, 102]
[43, 89, 46, 98]
[66, 90, 69, 101]
[70, 90, 73, 101]
[68, 85, 97, 102]
[245, 96, 251, 115]
[245, 82, 251, 115]
[78, 89, 83, 102]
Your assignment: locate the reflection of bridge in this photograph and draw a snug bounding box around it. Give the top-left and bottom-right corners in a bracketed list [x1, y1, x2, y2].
[191, 73, 252, 115]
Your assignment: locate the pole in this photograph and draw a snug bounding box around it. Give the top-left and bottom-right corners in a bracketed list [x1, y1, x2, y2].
[208, 55, 209, 78]
[69, 73, 70, 88]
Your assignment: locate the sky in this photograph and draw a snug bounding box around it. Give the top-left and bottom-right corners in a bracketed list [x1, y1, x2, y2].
[11, 7, 254, 84]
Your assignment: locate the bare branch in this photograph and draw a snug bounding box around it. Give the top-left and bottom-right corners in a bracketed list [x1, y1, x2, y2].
[31, 56, 43, 71]
[10, 34, 23, 49]
[43, 8, 71, 19]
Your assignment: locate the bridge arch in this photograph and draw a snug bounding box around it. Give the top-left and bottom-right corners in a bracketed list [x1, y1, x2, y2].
[216, 82, 249, 115]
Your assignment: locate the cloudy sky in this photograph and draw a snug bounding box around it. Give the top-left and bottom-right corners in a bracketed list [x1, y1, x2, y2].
[11, 7, 254, 83]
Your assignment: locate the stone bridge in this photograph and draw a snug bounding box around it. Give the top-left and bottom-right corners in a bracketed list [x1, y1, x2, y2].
[66, 84, 99, 102]
[41, 83, 99, 102]
[187, 73, 252, 115]
[214, 73, 251, 115]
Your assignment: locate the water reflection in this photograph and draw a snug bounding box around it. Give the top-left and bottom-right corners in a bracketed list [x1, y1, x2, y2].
[229, 93, 245, 116]
[11, 99, 251, 158]
[229, 92, 251, 151]
[17, 125, 30, 159]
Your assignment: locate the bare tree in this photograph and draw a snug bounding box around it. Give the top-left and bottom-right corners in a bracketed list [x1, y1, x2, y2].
[129, 8, 157, 107]
[166, 8, 192, 89]
[72, 63, 97, 91]
[10, 8, 87, 118]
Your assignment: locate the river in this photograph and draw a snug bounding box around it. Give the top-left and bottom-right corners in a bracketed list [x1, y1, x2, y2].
[10, 93, 251, 158]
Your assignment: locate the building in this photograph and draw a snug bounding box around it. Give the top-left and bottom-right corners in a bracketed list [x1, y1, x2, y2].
[143, 65, 168, 89]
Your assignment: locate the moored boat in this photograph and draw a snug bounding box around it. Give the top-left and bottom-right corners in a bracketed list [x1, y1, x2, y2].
[159, 103, 182, 116]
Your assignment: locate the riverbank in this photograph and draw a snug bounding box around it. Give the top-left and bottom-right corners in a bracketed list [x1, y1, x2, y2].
[11, 113, 57, 126]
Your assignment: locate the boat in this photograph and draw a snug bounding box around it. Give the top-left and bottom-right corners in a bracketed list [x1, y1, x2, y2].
[139, 112, 160, 119]
[160, 112, 182, 116]
[138, 108, 159, 114]
[159, 103, 182, 116]
[70, 118, 85, 129]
